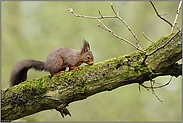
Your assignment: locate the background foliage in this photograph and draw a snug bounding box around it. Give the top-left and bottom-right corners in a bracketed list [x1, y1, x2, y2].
[1, 1, 182, 122]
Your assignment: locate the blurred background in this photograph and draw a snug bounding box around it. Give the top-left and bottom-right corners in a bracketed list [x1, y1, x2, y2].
[1, 1, 182, 122]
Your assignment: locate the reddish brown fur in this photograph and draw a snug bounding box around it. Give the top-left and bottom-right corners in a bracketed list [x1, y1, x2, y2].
[10, 40, 94, 86]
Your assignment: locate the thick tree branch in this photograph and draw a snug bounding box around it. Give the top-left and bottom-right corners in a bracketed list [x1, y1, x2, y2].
[1, 30, 182, 121]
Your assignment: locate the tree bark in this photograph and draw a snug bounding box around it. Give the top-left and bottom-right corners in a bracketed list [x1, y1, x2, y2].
[1, 30, 182, 121]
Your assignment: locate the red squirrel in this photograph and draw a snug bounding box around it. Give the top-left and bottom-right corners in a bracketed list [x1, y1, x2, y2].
[10, 40, 94, 86]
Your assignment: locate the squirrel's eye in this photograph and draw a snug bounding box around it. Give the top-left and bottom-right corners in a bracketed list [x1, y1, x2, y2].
[86, 56, 90, 60]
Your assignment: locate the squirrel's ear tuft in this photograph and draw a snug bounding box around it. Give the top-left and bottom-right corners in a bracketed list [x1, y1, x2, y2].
[81, 39, 90, 54]
[83, 39, 90, 49]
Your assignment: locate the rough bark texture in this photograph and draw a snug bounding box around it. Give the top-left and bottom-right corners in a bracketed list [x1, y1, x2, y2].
[1, 31, 182, 121]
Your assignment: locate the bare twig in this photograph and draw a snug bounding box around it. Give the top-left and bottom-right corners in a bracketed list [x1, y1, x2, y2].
[111, 3, 117, 16]
[142, 32, 158, 48]
[159, 12, 167, 16]
[139, 84, 141, 93]
[117, 15, 141, 49]
[141, 76, 172, 89]
[150, 1, 172, 27]
[66, 3, 181, 66]
[147, 29, 181, 56]
[98, 10, 103, 18]
[152, 76, 172, 89]
[140, 77, 173, 102]
[66, 6, 116, 19]
[111, 3, 141, 49]
[97, 24, 109, 32]
[66, 5, 142, 50]
[171, 1, 182, 33]
[142, 29, 181, 64]
[117, 6, 119, 16]
[139, 83, 149, 92]
[96, 19, 146, 53]
[152, 79, 161, 86]
[150, 80, 163, 102]
[175, 22, 180, 30]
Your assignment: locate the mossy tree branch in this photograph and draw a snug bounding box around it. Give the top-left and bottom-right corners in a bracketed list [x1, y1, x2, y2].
[1, 30, 182, 121]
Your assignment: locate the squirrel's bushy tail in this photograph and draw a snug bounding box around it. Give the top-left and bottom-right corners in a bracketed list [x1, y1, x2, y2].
[10, 59, 45, 86]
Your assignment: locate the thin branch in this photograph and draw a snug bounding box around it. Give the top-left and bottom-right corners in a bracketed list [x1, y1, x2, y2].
[152, 76, 172, 89]
[117, 6, 119, 16]
[98, 10, 103, 18]
[159, 12, 167, 16]
[111, 3, 141, 49]
[139, 84, 141, 93]
[140, 76, 173, 102]
[142, 32, 158, 48]
[96, 19, 146, 53]
[117, 16, 141, 49]
[66, 5, 142, 50]
[141, 76, 172, 89]
[175, 22, 180, 30]
[142, 29, 181, 64]
[171, 1, 182, 33]
[150, 1, 172, 27]
[147, 29, 181, 56]
[111, 3, 117, 16]
[97, 24, 109, 31]
[66, 3, 181, 65]
[150, 80, 163, 102]
[66, 6, 116, 19]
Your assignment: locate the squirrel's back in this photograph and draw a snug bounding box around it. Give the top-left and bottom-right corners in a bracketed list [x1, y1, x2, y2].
[44, 47, 81, 73]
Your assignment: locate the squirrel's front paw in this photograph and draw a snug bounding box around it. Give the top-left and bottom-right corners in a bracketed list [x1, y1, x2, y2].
[75, 66, 82, 70]
[52, 71, 65, 75]
[70, 66, 82, 70]
[77, 66, 82, 70]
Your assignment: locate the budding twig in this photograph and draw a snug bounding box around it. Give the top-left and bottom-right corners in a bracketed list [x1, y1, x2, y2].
[147, 29, 181, 56]
[142, 32, 158, 48]
[66, 3, 181, 66]
[111, 3, 141, 49]
[150, 80, 163, 102]
[141, 76, 172, 89]
[175, 22, 180, 30]
[97, 24, 109, 32]
[142, 29, 181, 64]
[150, 1, 172, 27]
[117, 6, 119, 16]
[159, 12, 167, 16]
[98, 10, 103, 18]
[171, 1, 182, 33]
[117, 16, 141, 49]
[66, 4, 142, 51]
[66, 6, 116, 19]
[111, 3, 117, 16]
[140, 76, 173, 102]
[96, 19, 145, 53]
